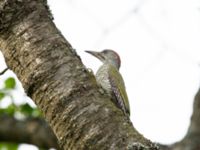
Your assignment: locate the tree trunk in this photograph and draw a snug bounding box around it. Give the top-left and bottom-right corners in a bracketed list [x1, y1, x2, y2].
[0, 0, 157, 149]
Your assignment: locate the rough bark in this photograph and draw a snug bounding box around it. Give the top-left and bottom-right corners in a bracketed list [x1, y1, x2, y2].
[0, 114, 59, 149]
[0, 0, 158, 149]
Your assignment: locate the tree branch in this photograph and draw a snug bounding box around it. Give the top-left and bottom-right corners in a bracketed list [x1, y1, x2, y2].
[156, 88, 200, 150]
[166, 88, 200, 150]
[0, 114, 59, 149]
[0, 0, 158, 149]
[0, 68, 8, 75]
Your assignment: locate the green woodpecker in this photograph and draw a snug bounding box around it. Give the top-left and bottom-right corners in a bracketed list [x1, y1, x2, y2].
[85, 49, 130, 116]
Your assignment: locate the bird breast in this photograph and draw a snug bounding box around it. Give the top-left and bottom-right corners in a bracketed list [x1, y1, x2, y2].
[96, 64, 112, 93]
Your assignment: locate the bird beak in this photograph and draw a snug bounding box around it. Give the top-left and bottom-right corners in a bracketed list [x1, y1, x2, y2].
[85, 50, 105, 61]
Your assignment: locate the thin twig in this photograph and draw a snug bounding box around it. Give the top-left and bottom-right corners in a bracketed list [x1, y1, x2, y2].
[0, 68, 8, 75]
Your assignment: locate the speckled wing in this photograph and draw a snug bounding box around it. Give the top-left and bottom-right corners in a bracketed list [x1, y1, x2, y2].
[108, 65, 130, 116]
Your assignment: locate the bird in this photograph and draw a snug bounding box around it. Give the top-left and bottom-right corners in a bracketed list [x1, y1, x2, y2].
[85, 49, 130, 117]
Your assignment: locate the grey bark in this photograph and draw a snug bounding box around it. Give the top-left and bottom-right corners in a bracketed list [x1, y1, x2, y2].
[0, 0, 157, 149]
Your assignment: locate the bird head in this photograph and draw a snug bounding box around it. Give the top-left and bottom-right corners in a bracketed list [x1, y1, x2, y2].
[85, 49, 121, 70]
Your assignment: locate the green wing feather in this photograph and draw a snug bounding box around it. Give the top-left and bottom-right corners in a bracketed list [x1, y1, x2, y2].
[108, 65, 130, 116]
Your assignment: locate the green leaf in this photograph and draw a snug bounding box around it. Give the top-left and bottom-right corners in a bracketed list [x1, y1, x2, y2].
[0, 92, 5, 100]
[20, 103, 34, 116]
[0, 104, 17, 116]
[19, 103, 41, 117]
[0, 142, 18, 150]
[4, 77, 16, 89]
[32, 108, 42, 117]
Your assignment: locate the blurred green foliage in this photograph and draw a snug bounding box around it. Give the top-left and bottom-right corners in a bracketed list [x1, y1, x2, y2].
[0, 142, 18, 150]
[0, 77, 41, 117]
[0, 77, 16, 100]
[0, 92, 5, 100]
[0, 77, 42, 149]
[5, 77, 16, 89]
[0, 104, 16, 116]
[19, 103, 41, 117]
